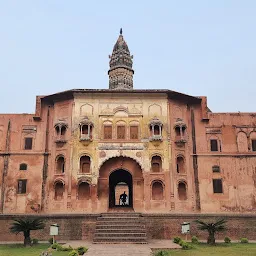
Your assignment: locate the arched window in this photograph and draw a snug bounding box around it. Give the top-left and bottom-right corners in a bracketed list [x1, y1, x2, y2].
[55, 126, 60, 136]
[56, 156, 65, 174]
[178, 182, 187, 200]
[19, 163, 27, 171]
[78, 182, 90, 200]
[154, 125, 160, 135]
[174, 119, 187, 143]
[54, 123, 68, 142]
[104, 125, 112, 139]
[250, 132, 256, 151]
[176, 156, 185, 174]
[175, 126, 181, 137]
[117, 126, 126, 139]
[61, 126, 66, 136]
[152, 181, 164, 200]
[80, 122, 93, 140]
[149, 118, 163, 141]
[82, 125, 89, 135]
[80, 156, 91, 173]
[54, 182, 64, 200]
[151, 156, 162, 172]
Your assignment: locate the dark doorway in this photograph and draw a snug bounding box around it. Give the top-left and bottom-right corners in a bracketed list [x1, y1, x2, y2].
[109, 169, 133, 208]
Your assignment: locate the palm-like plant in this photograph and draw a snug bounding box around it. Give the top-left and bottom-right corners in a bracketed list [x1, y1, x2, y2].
[10, 218, 45, 246]
[194, 219, 227, 245]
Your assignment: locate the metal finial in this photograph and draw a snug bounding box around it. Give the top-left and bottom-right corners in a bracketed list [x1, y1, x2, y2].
[120, 28, 123, 35]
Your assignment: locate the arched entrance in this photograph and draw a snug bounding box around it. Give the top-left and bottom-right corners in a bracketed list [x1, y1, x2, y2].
[109, 169, 132, 208]
[98, 156, 144, 212]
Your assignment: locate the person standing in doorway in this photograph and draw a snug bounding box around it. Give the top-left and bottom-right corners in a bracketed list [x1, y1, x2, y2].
[120, 191, 127, 205]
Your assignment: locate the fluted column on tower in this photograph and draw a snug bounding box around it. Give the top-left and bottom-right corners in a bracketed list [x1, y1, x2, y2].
[108, 29, 134, 90]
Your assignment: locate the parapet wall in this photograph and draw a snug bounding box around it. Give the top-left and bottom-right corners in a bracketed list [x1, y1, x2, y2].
[143, 213, 256, 240]
[0, 213, 255, 242]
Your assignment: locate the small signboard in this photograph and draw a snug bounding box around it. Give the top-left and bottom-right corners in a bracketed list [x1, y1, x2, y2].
[50, 224, 59, 236]
[181, 222, 190, 234]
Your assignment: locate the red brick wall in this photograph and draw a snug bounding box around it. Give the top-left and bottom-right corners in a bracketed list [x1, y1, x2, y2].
[143, 213, 256, 240]
[0, 214, 255, 242]
[0, 214, 99, 242]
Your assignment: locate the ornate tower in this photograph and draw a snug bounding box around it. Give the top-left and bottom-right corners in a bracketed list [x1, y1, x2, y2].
[108, 29, 134, 90]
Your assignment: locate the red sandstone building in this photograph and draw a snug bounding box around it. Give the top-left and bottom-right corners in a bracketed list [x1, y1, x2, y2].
[1, 30, 256, 216]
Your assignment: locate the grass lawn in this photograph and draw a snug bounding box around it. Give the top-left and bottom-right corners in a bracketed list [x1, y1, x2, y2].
[154, 243, 256, 256]
[0, 244, 69, 256]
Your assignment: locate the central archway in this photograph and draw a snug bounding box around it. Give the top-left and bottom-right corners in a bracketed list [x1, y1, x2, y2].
[98, 156, 144, 212]
[109, 169, 132, 208]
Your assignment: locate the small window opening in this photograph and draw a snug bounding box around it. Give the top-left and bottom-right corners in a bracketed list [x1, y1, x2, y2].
[117, 126, 126, 139]
[104, 126, 112, 139]
[61, 126, 66, 136]
[178, 182, 187, 200]
[80, 156, 91, 173]
[152, 181, 164, 200]
[82, 125, 89, 135]
[182, 126, 186, 134]
[54, 182, 64, 200]
[177, 156, 185, 174]
[154, 125, 160, 135]
[252, 140, 256, 151]
[130, 126, 139, 139]
[55, 126, 60, 135]
[210, 139, 218, 152]
[175, 127, 181, 137]
[151, 156, 162, 172]
[17, 179, 27, 194]
[56, 156, 65, 174]
[78, 182, 90, 200]
[212, 165, 220, 173]
[24, 137, 33, 150]
[213, 179, 223, 193]
[19, 163, 27, 171]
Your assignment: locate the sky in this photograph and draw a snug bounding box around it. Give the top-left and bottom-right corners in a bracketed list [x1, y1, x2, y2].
[0, 1, 255, 113]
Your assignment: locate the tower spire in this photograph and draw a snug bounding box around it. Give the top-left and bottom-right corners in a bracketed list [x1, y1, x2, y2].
[108, 30, 134, 90]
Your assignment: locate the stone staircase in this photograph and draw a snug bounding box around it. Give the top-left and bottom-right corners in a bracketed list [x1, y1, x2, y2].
[93, 212, 147, 244]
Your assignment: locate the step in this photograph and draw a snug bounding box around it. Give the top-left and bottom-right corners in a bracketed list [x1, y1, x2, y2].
[96, 225, 146, 230]
[93, 212, 147, 244]
[97, 218, 145, 224]
[98, 216, 141, 220]
[95, 233, 146, 238]
[95, 228, 145, 232]
[101, 212, 141, 217]
[93, 237, 147, 244]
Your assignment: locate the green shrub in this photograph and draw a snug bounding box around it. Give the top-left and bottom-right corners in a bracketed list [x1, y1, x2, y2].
[68, 250, 79, 256]
[173, 236, 182, 244]
[224, 237, 231, 243]
[178, 240, 184, 246]
[61, 245, 74, 251]
[77, 246, 88, 255]
[241, 238, 249, 243]
[48, 238, 54, 244]
[191, 236, 199, 244]
[32, 238, 39, 245]
[181, 242, 193, 250]
[154, 250, 170, 256]
[51, 243, 62, 251]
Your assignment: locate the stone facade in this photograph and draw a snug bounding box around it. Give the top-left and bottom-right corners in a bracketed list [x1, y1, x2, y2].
[0, 31, 256, 215]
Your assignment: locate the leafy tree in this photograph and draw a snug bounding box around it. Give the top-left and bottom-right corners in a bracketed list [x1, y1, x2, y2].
[194, 219, 227, 245]
[10, 218, 45, 246]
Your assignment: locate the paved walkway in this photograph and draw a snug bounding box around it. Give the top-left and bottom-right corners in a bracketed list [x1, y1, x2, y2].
[63, 240, 180, 256]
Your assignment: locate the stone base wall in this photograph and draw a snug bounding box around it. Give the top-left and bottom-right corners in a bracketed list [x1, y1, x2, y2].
[143, 213, 256, 240]
[0, 213, 255, 242]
